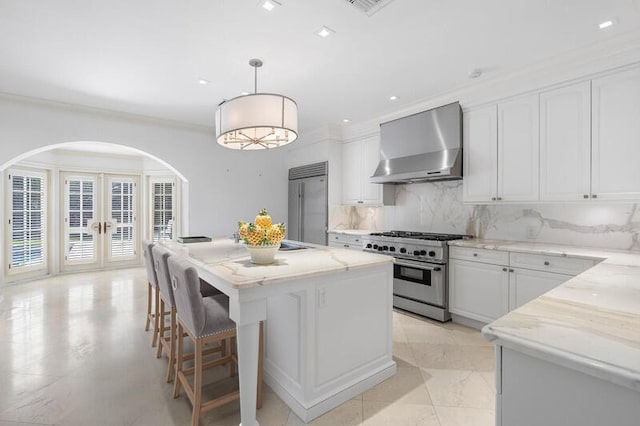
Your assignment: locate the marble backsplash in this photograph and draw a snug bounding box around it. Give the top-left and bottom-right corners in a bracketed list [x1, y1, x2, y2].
[330, 181, 640, 251]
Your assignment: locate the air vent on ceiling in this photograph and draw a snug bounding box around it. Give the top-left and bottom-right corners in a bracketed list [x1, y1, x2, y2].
[345, 0, 397, 16]
[288, 161, 328, 180]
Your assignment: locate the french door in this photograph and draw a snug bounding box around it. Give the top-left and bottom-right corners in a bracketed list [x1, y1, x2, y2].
[61, 172, 140, 272]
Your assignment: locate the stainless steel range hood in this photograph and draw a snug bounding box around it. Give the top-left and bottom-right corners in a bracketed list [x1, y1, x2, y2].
[371, 102, 462, 184]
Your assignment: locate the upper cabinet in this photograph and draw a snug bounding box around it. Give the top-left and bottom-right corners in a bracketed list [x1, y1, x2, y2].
[463, 95, 539, 202]
[463, 105, 498, 202]
[591, 67, 640, 200]
[498, 94, 540, 201]
[464, 65, 640, 203]
[540, 81, 592, 201]
[342, 136, 394, 205]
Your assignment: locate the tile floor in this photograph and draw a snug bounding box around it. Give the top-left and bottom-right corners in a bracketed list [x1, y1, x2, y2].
[0, 268, 495, 426]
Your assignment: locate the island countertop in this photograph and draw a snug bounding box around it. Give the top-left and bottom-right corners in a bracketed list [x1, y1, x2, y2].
[449, 239, 640, 392]
[161, 238, 394, 288]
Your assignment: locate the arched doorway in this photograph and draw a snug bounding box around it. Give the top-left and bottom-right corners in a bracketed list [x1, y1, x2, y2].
[1, 141, 188, 285]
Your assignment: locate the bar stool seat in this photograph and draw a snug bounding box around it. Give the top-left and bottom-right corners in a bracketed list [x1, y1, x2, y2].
[168, 255, 263, 426]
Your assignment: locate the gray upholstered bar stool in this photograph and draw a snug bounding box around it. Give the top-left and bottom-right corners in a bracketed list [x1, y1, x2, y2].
[152, 244, 224, 382]
[142, 240, 160, 348]
[168, 255, 263, 426]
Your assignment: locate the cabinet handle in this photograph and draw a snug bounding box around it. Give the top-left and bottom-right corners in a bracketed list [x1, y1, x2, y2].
[544, 261, 550, 266]
[497, 197, 503, 201]
[491, 197, 496, 201]
[592, 194, 598, 199]
[473, 253, 478, 257]
[357, 200, 364, 204]
[344, 244, 349, 248]
[509, 269, 514, 272]
[583, 194, 589, 199]
[502, 267, 508, 272]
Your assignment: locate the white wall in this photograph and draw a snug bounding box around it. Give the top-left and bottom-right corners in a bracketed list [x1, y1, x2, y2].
[0, 94, 289, 240]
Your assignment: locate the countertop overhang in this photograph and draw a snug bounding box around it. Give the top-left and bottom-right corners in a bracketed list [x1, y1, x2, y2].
[449, 239, 640, 392]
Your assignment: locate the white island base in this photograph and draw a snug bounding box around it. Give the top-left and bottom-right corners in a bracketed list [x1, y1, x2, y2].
[262, 263, 396, 422]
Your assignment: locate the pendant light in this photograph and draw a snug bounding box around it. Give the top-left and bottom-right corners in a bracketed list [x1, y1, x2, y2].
[215, 59, 298, 150]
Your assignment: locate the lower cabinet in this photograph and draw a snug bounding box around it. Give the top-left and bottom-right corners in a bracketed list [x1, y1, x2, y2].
[449, 247, 594, 323]
[509, 268, 571, 310]
[327, 232, 365, 251]
[449, 259, 509, 323]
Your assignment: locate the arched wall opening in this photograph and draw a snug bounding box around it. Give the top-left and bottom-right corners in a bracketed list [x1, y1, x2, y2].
[1, 141, 190, 285]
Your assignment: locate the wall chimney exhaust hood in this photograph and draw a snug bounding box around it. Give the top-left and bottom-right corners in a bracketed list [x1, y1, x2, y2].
[371, 102, 462, 184]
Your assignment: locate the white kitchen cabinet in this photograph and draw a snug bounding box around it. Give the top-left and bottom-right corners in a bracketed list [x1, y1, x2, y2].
[592, 67, 640, 200]
[449, 247, 595, 323]
[463, 105, 498, 202]
[498, 94, 540, 201]
[463, 94, 539, 202]
[540, 82, 592, 201]
[342, 137, 394, 205]
[327, 232, 365, 251]
[509, 268, 571, 310]
[449, 258, 510, 323]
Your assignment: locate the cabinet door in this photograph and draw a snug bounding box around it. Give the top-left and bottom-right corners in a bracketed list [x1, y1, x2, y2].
[592, 67, 640, 200]
[540, 82, 591, 201]
[463, 106, 498, 202]
[342, 141, 362, 204]
[360, 137, 383, 203]
[449, 259, 509, 323]
[498, 95, 540, 201]
[509, 269, 570, 310]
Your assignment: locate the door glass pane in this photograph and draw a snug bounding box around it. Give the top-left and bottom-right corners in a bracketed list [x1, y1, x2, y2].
[9, 171, 46, 270]
[66, 178, 96, 262]
[111, 180, 135, 258]
[152, 181, 173, 242]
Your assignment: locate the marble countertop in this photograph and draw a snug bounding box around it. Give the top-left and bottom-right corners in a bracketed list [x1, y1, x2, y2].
[162, 238, 393, 289]
[327, 229, 375, 236]
[450, 239, 640, 392]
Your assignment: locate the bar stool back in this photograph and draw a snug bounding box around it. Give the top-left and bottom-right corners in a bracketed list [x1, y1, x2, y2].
[142, 240, 160, 347]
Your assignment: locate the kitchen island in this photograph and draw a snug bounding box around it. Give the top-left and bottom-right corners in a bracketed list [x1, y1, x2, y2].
[162, 238, 396, 426]
[452, 240, 640, 426]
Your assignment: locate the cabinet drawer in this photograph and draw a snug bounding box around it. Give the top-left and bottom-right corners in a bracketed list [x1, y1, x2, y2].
[509, 252, 596, 275]
[347, 235, 364, 247]
[449, 246, 509, 265]
[328, 233, 347, 244]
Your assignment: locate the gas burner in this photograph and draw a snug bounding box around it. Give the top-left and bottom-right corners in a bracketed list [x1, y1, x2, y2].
[369, 231, 471, 242]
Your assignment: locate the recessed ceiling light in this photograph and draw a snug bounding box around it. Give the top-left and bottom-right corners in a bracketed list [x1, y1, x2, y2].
[389, 95, 398, 101]
[316, 26, 335, 38]
[343, 119, 350, 123]
[260, 0, 280, 12]
[199, 79, 209, 85]
[599, 20, 614, 29]
[241, 91, 250, 96]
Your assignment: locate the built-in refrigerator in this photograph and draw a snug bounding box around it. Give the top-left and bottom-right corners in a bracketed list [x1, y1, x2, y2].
[287, 162, 328, 245]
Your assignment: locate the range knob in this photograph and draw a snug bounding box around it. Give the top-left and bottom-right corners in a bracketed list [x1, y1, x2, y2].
[420, 250, 427, 256]
[413, 250, 420, 256]
[383, 245, 389, 251]
[389, 246, 396, 252]
[378, 246, 384, 252]
[400, 248, 407, 254]
[428, 250, 436, 257]
[373, 244, 378, 249]
[366, 243, 372, 249]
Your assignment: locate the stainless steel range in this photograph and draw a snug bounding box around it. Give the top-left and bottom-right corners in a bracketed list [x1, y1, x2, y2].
[362, 231, 471, 322]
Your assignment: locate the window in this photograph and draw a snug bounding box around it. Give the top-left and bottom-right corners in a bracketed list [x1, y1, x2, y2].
[150, 179, 175, 242]
[7, 169, 47, 273]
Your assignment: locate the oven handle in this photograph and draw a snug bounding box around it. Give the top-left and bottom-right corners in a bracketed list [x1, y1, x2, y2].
[394, 258, 442, 271]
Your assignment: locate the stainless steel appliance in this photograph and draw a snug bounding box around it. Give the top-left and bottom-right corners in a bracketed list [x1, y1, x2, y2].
[288, 162, 328, 245]
[362, 231, 471, 322]
[371, 102, 462, 184]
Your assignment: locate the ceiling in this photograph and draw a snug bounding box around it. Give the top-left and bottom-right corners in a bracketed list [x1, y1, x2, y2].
[1, 0, 640, 132]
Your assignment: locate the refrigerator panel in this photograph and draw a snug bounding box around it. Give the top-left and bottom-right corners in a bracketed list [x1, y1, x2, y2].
[288, 181, 301, 241]
[301, 176, 328, 245]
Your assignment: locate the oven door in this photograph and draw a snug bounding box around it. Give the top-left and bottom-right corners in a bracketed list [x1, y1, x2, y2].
[393, 258, 446, 308]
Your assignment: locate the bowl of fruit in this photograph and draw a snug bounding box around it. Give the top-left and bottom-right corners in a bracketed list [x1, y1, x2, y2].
[239, 208, 286, 265]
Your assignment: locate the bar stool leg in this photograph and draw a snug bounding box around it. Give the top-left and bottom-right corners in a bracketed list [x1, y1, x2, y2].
[145, 282, 153, 331]
[156, 298, 165, 358]
[166, 306, 176, 382]
[152, 286, 160, 347]
[174, 322, 184, 399]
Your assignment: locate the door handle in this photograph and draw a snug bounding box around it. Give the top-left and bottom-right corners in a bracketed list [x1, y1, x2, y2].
[98, 222, 102, 234]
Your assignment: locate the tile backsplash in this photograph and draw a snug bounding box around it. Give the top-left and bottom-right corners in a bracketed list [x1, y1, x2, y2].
[330, 181, 640, 251]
